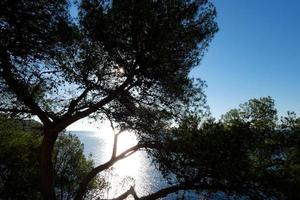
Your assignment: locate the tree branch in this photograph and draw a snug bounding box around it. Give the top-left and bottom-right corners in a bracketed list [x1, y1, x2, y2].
[111, 128, 127, 160]
[74, 141, 161, 200]
[57, 76, 135, 130]
[106, 182, 227, 200]
[105, 184, 195, 200]
[105, 186, 138, 200]
[66, 87, 90, 115]
[0, 49, 51, 125]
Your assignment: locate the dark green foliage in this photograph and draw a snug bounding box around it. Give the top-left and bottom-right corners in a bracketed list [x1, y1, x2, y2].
[0, 118, 102, 199]
[80, 0, 217, 96]
[0, 0, 75, 57]
[53, 133, 106, 200]
[151, 97, 300, 199]
[0, 118, 41, 199]
[222, 97, 278, 132]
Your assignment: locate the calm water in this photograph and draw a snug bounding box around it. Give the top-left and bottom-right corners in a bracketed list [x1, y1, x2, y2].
[70, 131, 171, 199]
[71, 131, 231, 200]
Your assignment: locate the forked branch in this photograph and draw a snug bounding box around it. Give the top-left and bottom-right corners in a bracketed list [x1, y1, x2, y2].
[74, 139, 160, 200]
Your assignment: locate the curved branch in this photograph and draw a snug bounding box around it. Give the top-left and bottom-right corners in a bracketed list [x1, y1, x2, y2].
[108, 182, 228, 200]
[74, 141, 161, 200]
[111, 129, 127, 160]
[139, 184, 198, 200]
[106, 184, 197, 200]
[106, 186, 139, 200]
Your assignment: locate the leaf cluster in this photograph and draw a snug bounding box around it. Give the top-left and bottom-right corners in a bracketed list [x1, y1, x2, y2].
[0, 118, 105, 199]
[151, 97, 300, 199]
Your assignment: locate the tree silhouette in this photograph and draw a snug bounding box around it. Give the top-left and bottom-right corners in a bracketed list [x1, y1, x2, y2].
[149, 97, 300, 199]
[0, 0, 217, 199]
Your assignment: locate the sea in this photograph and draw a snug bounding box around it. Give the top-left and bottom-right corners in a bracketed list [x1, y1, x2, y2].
[70, 130, 173, 199]
[70, 130, 237, 200]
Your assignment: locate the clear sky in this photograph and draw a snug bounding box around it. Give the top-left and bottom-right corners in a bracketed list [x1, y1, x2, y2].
[191, 0, 300, 118]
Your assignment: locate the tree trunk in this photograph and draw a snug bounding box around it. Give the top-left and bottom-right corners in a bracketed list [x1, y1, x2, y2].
[40, 130, 58, 200]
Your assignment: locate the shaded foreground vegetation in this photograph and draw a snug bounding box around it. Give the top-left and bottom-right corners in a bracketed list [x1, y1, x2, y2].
[1, 97, 300, 199]
[1, 0, 299, 199]
[148, 97, 300, 199]
[0, 118, 107, 199]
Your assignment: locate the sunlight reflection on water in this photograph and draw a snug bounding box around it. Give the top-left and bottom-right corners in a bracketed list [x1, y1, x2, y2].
[70, 131, 169, 199]
[70, 131, 242, 200]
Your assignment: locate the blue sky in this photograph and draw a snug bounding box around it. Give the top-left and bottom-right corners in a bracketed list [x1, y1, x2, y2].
[191, 0, 300, 118]
[68, 0, 300, 131]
